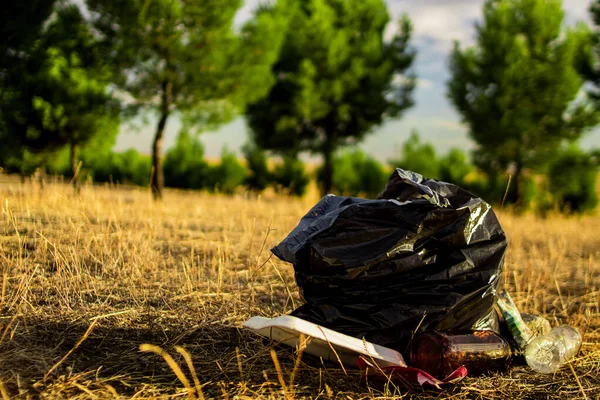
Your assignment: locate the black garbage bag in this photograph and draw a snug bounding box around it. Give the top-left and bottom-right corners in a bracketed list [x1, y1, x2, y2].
[272, 168, 507, 351]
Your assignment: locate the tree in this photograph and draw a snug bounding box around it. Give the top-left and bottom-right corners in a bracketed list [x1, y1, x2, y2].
[272, 156, 310, 197]
[74, 115, 121, 175]
[322, 149, 388, 198]
[592, 148, 600, 165]
[42, 5, 119, 188]
[580, 1, 600, 105]
[1, 4, 118, 189]
[243, 143, 272, 192]
[164, 130, 209, 189]
[208, 147, 246, 194]
[548, 145, 598, 213]
[246, 0, 415, 194]
[448, 0, 597, 204]
[438, 148, 473, 187]
[0, 0, 57, 68]
[1, 0, 58, 171]
[389, 130, 440, 179]
[88, 0, 289, 199]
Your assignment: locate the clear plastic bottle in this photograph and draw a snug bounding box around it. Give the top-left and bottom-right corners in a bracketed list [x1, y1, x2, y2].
[521, 313, 551, 338]
[525, 325, 582, 374]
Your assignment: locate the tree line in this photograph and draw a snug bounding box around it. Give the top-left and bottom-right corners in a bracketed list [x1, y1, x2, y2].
[1, 0, 600, 212]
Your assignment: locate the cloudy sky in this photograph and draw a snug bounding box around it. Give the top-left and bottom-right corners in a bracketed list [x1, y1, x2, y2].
[114, 0, 599, 160]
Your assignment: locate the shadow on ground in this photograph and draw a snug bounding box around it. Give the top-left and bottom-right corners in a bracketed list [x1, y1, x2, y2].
[0, 316, 366, 398]
[1, 316, 598, 399]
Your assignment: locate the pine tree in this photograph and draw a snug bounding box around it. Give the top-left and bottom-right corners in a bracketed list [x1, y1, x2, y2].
[88, 0, 290, 199]
[448, 0, 597, 204]
[246, 0, 415, 194]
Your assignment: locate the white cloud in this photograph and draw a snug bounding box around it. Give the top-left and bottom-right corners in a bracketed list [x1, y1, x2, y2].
[386, 0, 593, 52]
[417, 78, 435, 90]
[385, 0, 482, 52]
[563, 0, 592, 24]
[393, 75, 435, 89]
[431, 118, 466, 132]
[235, 0, 268, 26]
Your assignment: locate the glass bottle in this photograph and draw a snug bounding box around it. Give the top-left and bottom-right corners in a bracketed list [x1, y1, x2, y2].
[408, 330, 512, 378]
[496, 290, 533, 351]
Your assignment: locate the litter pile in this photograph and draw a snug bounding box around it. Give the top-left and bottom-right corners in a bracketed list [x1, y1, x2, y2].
[244, 169, 582, 389]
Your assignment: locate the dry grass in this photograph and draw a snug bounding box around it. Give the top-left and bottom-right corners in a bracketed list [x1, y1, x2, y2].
[0, 179, 599, 399]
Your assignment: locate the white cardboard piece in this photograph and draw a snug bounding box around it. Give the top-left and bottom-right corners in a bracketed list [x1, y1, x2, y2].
[243, 315, 407, 368]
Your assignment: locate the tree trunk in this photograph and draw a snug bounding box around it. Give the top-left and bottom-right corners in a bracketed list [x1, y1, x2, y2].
[151, 80, 172, 200]
[512, 163, 522, 206]
[321, 143, 334, 195]
[36, 165, 46, 191]
[70, 141, 80, 193]
[505, 162, 522, 207]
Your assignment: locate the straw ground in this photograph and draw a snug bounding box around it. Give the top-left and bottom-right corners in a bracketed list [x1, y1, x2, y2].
[0, 179, 599, 399]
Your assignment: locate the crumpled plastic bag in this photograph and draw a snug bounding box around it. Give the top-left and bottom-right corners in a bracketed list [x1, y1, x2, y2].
[272, 168, 507, 351]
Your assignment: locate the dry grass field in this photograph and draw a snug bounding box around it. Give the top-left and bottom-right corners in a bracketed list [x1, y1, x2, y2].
[0, 179, 599, 399]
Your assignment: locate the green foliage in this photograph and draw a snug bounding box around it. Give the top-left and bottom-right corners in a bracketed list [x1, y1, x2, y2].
[579, 1, 600, 106]
[438, 148, 473, 187]
[77, 115, 121, 166]
[319, 149, 388, 198]
[529, 180, 555, 216]
[45, 146, 70, 176]
[470, 172, 540, 210]
[448, 0, 597, 204]
[388, 132, 494, 200]
[75, 149, 149, 186]
[460, 172, 503, 205]
[272, 157, 310, 197]
[105, 150, 151, 186]
[243, 143, 271, 192]
[2, 150, 56, 177]
[209, 148, 246, 195]
[246, 0, 416, 193]
[0, 1, 57, 63]
[88, 0, 290, 198]
[548, 146, 598, 213]
[0, 1, 57, 152]
[43, 144, 150, 187]
[164, 130, 209, 190]
[1, 4, 118, 159]
[592, 148, 600, 165]
[389, 130, 440, 179]
[39, 112, 121, 182]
